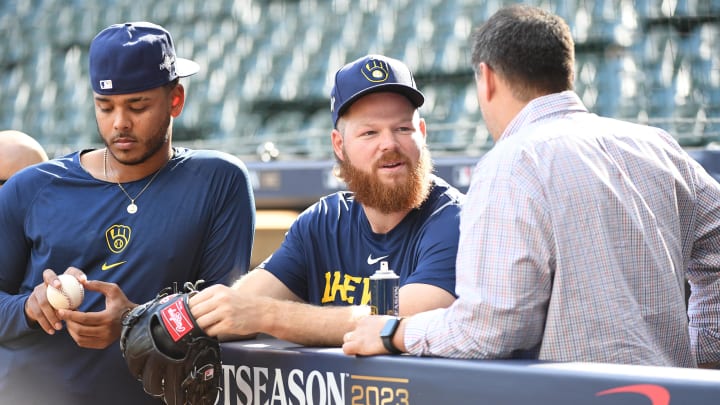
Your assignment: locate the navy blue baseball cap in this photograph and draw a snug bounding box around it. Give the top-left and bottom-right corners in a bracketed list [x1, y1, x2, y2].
[89, 22, 200, 95]
[330, 54, 424, 127]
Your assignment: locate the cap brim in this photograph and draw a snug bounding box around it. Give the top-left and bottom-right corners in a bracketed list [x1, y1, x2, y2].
[338, 84, 425, 118]
[175, 57, 200, 78]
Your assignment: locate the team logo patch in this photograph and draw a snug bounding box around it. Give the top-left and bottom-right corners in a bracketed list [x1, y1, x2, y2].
[106, 224, 131, 253]
[160, 299, 195, 342]
[99, 80, 113, 89]
[361, 59, 390, 83]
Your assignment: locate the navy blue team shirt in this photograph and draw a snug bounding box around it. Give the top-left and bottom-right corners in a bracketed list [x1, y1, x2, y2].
[0, 147, 255, 405]
[261, 175, 464, 305]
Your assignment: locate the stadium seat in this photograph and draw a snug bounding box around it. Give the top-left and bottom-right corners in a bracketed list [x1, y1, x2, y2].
[4, 0, 720, 159]
[297, 109, 331, 160]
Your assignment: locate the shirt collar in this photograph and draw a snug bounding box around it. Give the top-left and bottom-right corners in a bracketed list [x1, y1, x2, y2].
[499, 91, 588, 142]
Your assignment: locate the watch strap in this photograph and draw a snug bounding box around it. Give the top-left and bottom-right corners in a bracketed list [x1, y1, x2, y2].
[381, 317, 403, 354]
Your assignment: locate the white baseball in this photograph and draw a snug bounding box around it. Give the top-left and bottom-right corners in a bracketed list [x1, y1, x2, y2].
[46, 274, 85, 310]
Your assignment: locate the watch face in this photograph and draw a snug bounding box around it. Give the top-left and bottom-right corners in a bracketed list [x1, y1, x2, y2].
[380, 317, 400, 338]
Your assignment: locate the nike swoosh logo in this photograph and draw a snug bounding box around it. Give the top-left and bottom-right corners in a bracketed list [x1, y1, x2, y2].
[596, 384, 670, 405]
[101, 261, 127, 271]
[367, 254, 389, 265]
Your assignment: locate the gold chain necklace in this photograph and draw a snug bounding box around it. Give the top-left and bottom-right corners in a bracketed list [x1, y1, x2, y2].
[103, 148, 166, 214]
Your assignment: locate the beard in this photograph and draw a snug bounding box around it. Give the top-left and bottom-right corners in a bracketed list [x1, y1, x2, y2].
[337, 147, 433, 214]
[100, 114, 171, 166]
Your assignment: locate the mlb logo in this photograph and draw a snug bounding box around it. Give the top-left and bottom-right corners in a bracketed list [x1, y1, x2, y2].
[99, 80, 113, 90]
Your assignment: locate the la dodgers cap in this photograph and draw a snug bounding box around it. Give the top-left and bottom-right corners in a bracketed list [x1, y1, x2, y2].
[89, 22, 200, 95]
[330, 54, 424, 126]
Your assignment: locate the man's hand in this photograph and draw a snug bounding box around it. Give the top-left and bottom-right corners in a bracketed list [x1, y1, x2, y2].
[24, 267, 87, 335]
[343, 315, 405, 356]
[57, 279, 135, 349]
[189, 284, 266, 338]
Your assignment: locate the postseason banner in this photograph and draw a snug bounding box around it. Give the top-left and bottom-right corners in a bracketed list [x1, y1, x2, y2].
[219, 337, 720, 405]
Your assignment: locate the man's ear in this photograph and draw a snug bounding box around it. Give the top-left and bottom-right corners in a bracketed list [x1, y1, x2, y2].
[170, 85, 186, 117]
[331, 128, 344, 161]
[477, 62, 496, 102]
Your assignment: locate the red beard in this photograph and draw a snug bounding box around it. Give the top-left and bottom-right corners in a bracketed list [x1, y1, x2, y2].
[337, 148, 433, 214]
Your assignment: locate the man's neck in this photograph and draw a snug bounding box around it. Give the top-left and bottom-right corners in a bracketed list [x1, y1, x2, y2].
[105, 146, 173, 183]
[363, 206, 411, 234]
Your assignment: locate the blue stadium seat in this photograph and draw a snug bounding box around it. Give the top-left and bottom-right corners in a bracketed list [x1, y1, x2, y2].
[635, 0, 720, 18]
[4, 0, 720, 157]
[297, 109, 331, 159]
[638, 27, 678, 124]
[421, 81, 478, 149]
[256, 111, 305, 141]
[430, 8, 472, 74]
[230, 112, 265, 140]
[704, 86, 720, 139]
[574, 51, 602, 112]
[634, 0, 669, 18]
[599, 50, 644, 120]
[0, 17, 30, 69]
[692, 24, 720, 89]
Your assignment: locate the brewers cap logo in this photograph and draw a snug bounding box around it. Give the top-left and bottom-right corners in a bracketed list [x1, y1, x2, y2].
[106, 224, 132, 253]
[361, 59, 390, 83]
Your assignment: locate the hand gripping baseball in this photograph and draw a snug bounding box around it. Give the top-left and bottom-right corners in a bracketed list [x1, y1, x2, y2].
[46, 274, 85, 310]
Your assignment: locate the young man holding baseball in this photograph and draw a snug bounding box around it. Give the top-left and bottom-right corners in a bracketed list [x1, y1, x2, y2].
[189, 54, 464, 346]
[0, 22, 255, 404]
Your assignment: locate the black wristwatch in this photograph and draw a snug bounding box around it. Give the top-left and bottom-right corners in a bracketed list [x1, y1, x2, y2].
[380, 317, 404, 354]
